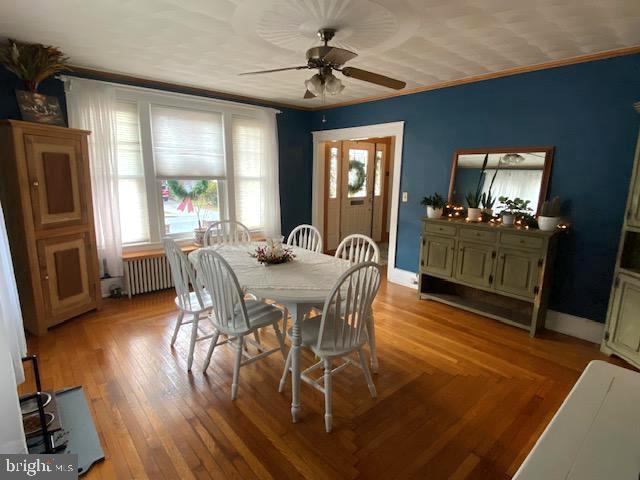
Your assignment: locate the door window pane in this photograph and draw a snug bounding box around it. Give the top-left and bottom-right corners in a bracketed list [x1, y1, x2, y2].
[162, 179, 221, 234]
[329, 147, 338, 199]
[374, 150, 383, 197]
[347, 149, 368, 198]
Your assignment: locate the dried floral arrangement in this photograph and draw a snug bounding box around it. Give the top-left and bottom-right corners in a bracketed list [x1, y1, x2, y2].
[0, 39, 70, 92]
[251, 239, 295, 265]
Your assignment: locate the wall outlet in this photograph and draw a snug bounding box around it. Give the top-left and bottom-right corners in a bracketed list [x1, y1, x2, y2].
[402, 192, 408, 202]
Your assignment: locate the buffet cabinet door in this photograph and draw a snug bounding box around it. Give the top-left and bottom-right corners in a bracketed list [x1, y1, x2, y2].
[25, 134, 88, 230]
[421, 236, 455, 278]
[37, 232, 97, 326]
[494, 248, 541, 299]
[455, 241, 495, 288]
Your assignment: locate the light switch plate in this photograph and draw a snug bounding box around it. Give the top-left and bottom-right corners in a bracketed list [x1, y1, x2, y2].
[402, 192, 408, 202]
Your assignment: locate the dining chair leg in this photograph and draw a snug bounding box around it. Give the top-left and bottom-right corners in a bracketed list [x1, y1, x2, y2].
[323, 358, 333, 433]
[231, 335, 244, 400]
[203, 329, 220, 372]
[279, 348, 292, 393]
[273, 320, 287, 360]
[170, 310, 184, 346]
[358, 348, 377, 399]
[367, 313, 379, 373]
[187, 313, 200, 372]
[253, 330, 261, 345]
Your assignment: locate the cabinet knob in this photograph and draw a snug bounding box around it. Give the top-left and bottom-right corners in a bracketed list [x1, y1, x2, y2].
[44, 274, 49, 280]
[32, 180, 39, 188]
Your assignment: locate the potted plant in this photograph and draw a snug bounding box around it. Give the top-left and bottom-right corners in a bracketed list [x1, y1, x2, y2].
[498, 196, 532, 226]
[481, 191, 496, 216]
[538, 196, 561, 231]
[465, 191, 483, 222]
[167, 180, 214, 245]
[0, 39, 69, 125]
[421, 193, 445, 219]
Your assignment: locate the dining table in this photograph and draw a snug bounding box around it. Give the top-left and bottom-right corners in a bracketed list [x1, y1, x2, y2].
[188, 242, 352, 423]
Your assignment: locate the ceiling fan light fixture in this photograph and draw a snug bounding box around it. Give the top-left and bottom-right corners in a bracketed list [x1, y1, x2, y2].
[305, 73, 324, 96]
[324, 73, 344, 95]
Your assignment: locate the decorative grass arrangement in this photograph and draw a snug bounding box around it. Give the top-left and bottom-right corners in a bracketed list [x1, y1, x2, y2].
[251, 239, 295, 265]
[0, 39, 70, 92]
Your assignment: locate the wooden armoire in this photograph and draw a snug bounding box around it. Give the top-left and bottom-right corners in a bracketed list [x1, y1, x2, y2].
[0, 120, 101, 335]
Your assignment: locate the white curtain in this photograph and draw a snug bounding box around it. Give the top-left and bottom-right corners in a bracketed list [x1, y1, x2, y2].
[482, 169, 543, 213]
[232, 110, 281, 238]
[0, 200, 27, 453]
[66, 77, 123, 277]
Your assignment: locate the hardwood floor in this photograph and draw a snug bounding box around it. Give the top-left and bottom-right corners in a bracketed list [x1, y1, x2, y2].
[22, 277, 629, 479]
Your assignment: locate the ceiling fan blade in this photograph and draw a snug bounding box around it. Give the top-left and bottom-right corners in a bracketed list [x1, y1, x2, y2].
[239, 66, 309, 76]
[341, 67, 406, 90]
[322, 47, 358, 66]
[303, 89, 316, 99]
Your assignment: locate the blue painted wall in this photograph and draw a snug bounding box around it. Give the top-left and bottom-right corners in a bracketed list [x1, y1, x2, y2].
[0, 68, 313, 236]
[311, 54, 640, 322]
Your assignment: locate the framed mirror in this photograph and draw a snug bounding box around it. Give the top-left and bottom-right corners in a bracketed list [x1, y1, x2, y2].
[448, 147, 554, 214]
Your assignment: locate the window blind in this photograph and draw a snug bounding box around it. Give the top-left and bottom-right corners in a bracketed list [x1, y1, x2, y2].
[116, 101, 150, 244]
[151, 105, 225, 179]
[233, 116, 263, 230]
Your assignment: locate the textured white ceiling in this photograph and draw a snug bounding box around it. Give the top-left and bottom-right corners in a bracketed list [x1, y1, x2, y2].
[0, 0, 639, 108]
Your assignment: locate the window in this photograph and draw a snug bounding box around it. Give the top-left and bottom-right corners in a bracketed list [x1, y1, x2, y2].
[114, 90, 278, 246]
[115, 101, 149, 244]
[347, 149, 368, 198]
[328, 147, 338, 199]
[374, 150, 383, 197]
[151, 105, 226, 234]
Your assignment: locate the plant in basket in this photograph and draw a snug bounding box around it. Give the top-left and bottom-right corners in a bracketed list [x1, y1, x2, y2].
[251, 239, 295, 265]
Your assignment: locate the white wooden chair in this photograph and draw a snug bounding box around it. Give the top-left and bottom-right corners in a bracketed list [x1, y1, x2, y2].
[279, 262, 381, 432]
[334, 234, 381, 372]
[286, 224, 323, 253]
[335, 234, 380, 264]
[197, 249, 287, 400]
[204, 220, 251, 247]
[163, 238, 215, 371]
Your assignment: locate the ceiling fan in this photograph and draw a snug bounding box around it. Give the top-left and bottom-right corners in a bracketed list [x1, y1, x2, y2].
[239, 28, 406, 99]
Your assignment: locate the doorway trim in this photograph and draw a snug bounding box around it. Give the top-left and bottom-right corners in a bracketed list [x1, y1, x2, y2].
[312, 121, 412, 287]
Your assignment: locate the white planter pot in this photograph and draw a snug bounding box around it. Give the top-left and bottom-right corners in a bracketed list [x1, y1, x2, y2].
[467, 207, 482, 222]
[193, 228, 206, 246]
[426, 206, 443, 219]
[502, 213, 515, 226]
[483, 208, 493, 216]
[538, 216, 560, 231]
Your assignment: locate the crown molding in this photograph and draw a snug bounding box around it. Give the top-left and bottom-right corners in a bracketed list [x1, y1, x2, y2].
[66, 66, 313, 111]
[66, 45, 640, 113]
[315, 45, 640, 110]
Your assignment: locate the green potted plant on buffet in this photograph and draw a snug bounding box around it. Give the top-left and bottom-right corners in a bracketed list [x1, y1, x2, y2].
[538, 196, 561, 231]
[498, 196, 532, 226]
[465, 153, 488, 222]
[421, 192, 445, 218]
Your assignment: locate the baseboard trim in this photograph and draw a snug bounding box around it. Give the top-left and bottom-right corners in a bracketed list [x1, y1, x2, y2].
[386, 270, 604, 344]
[545, 310, 604, 344]
[387, 267, 418, 290]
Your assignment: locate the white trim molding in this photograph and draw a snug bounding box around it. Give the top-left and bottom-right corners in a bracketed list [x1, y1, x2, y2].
[311, 121, 405, 285]
[545, 310, 605, 344]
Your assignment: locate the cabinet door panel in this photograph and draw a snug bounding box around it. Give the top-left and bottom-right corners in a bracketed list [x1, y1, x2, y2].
[25, 135, 87, 230]
[455, 241, 495, 287]
[494, 248, 541, 299]
[37, 232, 96, 325]
[608, 275, 640, 356]
[421, 236, 455, 278]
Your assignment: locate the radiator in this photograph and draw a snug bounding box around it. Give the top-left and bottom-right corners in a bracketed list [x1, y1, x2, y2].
[124, 255, 174, 298]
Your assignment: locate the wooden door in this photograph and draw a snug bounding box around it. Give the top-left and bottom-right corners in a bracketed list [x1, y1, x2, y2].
[494, 248, 541, 299]
[421, 236, 455, 278]
[37, 232, 97, 326]
[606, 274, 640, 362]
[340, 141, 375, 238]
[455, 241, 495, 288]
[25, 134, 88, 230]
[324, 143, 342, 251]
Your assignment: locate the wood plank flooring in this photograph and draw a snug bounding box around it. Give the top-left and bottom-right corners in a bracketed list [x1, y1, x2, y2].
[22, 277, 630, 479]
